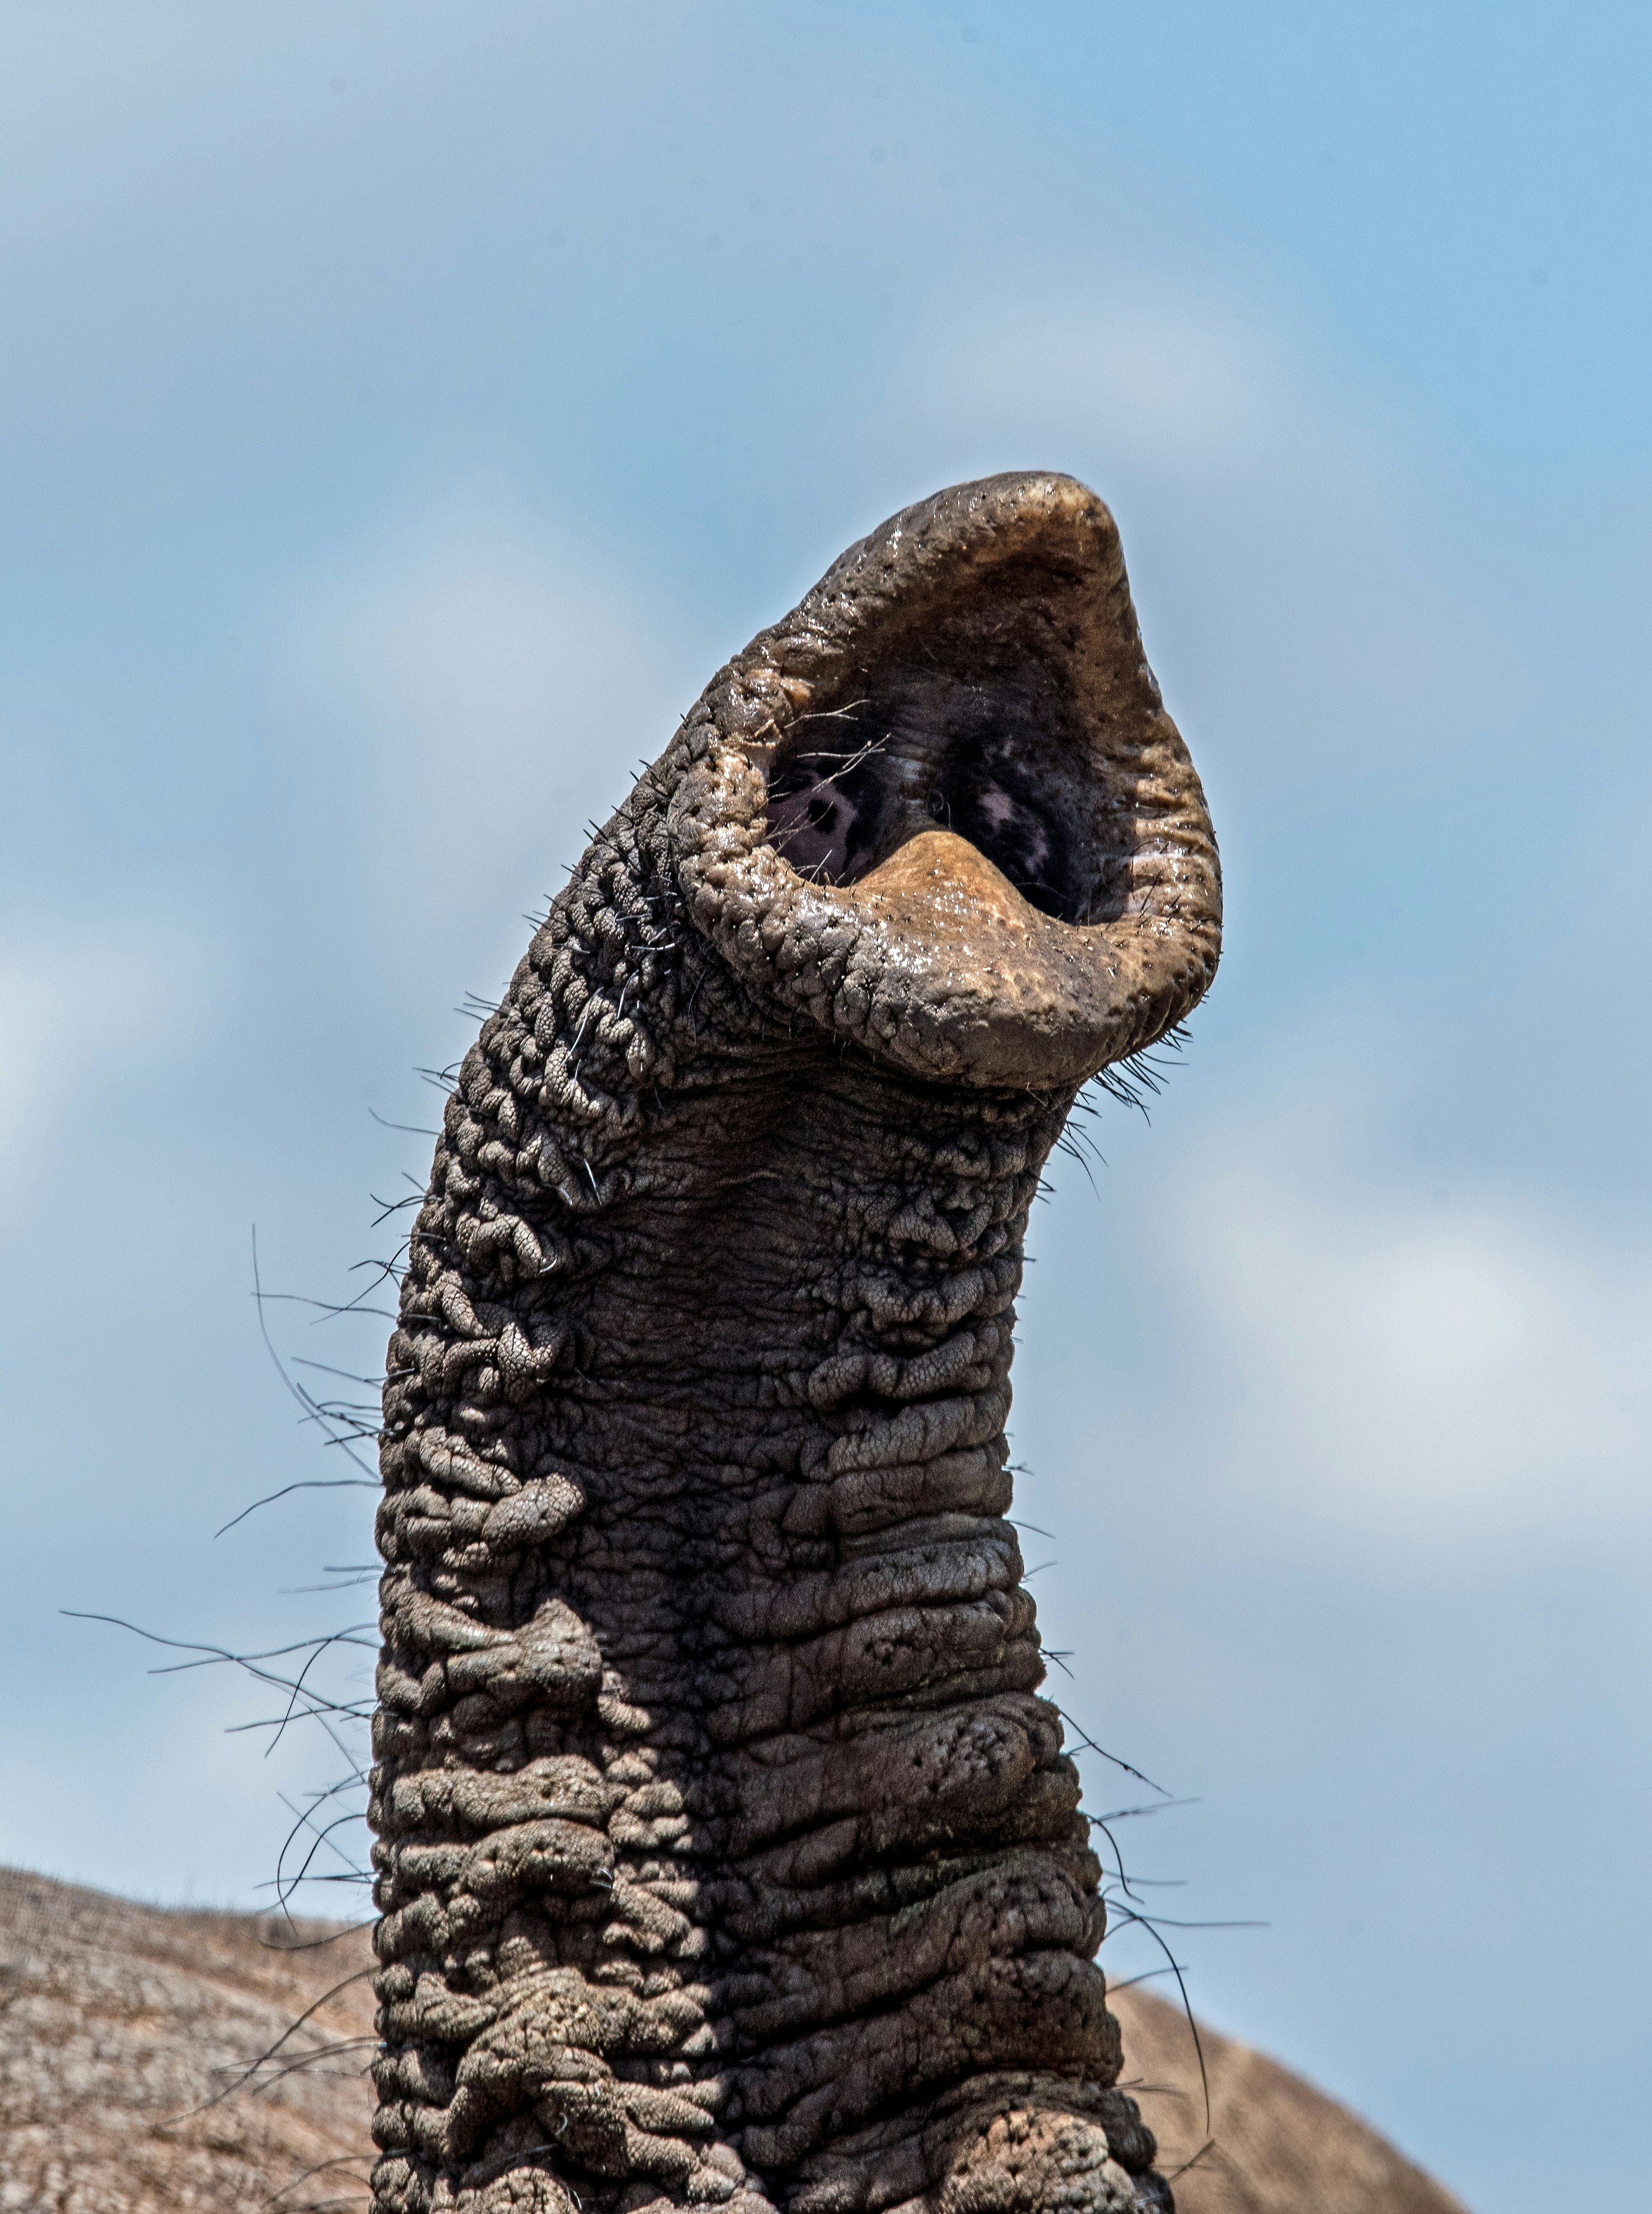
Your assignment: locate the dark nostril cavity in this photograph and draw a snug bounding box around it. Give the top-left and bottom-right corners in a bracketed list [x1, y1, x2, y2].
[930, 752, 1075, 920]
[765, 732, 889, 886]
[765, 678, 1095, 923]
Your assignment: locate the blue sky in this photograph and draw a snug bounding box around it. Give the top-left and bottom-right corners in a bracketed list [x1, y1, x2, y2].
[1, 6, 1647, 2208]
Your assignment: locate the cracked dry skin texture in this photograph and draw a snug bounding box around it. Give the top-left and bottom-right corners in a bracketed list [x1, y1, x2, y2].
[370, 474, 1223, 2214]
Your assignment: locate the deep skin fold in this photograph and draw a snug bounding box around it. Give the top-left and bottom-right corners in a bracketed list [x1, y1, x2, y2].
[369, 475, 1222, 2214]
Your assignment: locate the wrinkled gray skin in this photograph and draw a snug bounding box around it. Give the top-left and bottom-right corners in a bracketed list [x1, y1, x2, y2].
[370, 474, 1223, 2214]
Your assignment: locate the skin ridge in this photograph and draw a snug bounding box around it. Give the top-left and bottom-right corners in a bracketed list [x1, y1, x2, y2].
[369, 475, 1219, 2214]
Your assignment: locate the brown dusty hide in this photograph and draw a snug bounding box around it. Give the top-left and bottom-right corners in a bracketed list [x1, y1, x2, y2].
[0, 1867, 1468, 2214]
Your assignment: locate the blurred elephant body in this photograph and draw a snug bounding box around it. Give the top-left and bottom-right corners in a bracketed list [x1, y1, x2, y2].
[369, 477, 1223, 2214]
[0, 1867, 1470, 2214]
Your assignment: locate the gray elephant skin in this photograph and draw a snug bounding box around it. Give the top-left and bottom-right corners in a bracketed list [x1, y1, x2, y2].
[369, 472, 1223, 2214]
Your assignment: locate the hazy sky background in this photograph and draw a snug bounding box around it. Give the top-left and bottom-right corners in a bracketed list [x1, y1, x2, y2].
[1, 5, 1647, 2208]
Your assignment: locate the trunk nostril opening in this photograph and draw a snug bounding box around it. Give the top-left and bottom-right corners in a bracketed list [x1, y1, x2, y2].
[763, 644, 1132, 928]
[923, 741, 1076, 920]
[771, 691, 1107, 925]
[764, 727, 888, 890]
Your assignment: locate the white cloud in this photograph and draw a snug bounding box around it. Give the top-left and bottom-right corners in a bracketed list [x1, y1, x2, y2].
[1158, 1099, 1651, 1548]
[286, 489, 690, 984]
[0, 927, 207, 1200]
[942, 291, 1290, 473]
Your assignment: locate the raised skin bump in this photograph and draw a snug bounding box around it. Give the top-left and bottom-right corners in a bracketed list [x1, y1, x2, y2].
[370, 473, 1222, 2214]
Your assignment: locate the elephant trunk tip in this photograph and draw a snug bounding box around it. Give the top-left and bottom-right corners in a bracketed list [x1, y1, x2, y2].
[670, 471, 1222, 1091]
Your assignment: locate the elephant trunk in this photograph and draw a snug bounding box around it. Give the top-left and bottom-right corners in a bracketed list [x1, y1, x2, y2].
[369, 474, 1221, 2214]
